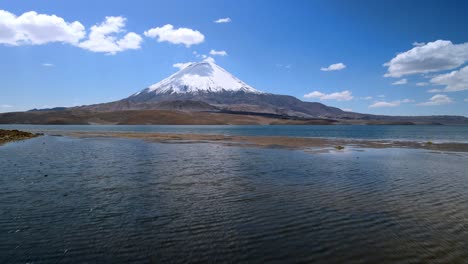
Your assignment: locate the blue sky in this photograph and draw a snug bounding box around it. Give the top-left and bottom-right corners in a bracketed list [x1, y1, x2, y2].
[1, 0, 467, 116]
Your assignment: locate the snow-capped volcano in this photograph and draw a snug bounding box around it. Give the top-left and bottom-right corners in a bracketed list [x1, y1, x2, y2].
[82, 60, 350, 119]
[136, 61, 262, 95]
[19, 60, 468, 125]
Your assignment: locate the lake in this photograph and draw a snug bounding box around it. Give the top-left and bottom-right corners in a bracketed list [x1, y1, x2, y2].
[1, 125, 468, 263]
[1, 124, 468, 142]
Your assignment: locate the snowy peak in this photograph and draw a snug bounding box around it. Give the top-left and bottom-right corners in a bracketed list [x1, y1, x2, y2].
[139, 61, 262, 95]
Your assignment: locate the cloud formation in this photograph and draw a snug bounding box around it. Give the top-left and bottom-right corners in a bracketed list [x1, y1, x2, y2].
[320, 62, 346, 71]
[173, 62, 193, 70]
[209, 49, 227, 56]
[214, 17, 231, 23]
[384, 40, 468, 77]
[0, 10, 85, 45]
[369, 101, 400, 108]
[144, 24, 204, 47]
[418, 94, 454, 106]
[203, 56, 216, 63]
[78, 16, 142, 54]
[369, 98, 414, 108]
[304, 90, 353, 101]
[42, 63, 54, 67]
[0, 10, 142, 55]
[412, 42, 425, 47]
[392, 78, 407, 85]
[427, 88, 442, 93]
[416, 82, 428, 86]
[430, 65, 468, 92]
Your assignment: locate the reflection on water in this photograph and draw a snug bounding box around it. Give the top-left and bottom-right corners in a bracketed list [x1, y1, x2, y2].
[1, 136, 468, 263]
[1, 124, 468, 142]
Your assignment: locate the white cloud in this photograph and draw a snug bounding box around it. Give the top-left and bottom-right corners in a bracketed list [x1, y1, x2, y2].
[342, 108, 352, 112]
[361, 96, 373, 100]
[214, 17, 231, 23]
[427, 88, 442, 93]
[304, 90, 353, 101]
[378, 94, 386, 98]
[464, 99, 468, 102]
[116, 32, 142, 50]
[209, 49, 227, 56]
[416, 82, 428, 86]
[369, 101, 401, 108]
[78, 16, 142, 55]
[412, 42, 425, 47]
[384, 40, 468, 78]
[0, 10, 142, 55]
[430, 65, 468, 92]
[320, 62, 346, 71]
[418, 94, 454, 106]
[42, 63, 54, 67]
[192, 51, 207, 59]
[392, 78, 407, 85]
[173, 62, 193, 70]
[0, 10, 85, 45]
[1, 104, 13, 108]
[203, 56, 216, 63]
[369, 98, 414, 108]
[144, 24, 204, 47]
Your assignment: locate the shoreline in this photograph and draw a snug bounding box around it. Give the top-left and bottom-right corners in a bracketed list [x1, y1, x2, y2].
[57, 131, 468, 153]
[0, 129, 41, 145]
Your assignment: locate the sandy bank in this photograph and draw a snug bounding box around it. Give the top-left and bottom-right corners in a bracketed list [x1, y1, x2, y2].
[57, 131, 468, 153]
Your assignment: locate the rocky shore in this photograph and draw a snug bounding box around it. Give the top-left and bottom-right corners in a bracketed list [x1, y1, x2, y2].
[0, 129, 41, 145]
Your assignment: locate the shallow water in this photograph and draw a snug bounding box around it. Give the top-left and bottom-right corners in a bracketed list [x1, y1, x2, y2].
[1, 124, 468, 142]
[1, 136, 468, 263]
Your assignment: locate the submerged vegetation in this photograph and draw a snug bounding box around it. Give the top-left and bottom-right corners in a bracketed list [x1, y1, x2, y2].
[0, 129, 41, 145]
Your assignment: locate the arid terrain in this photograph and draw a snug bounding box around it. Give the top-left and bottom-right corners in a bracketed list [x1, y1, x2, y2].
[0, 109, 339, 125]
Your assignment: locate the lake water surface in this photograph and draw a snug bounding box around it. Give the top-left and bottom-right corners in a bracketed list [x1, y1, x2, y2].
[1, 124, 468, 142]
[1, 126, 468, 263]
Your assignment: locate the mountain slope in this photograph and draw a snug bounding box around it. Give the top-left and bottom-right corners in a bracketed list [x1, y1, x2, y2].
[0, 109, 337, 125]
[82, 61, 351, 118]
[4, 61, 466, 125]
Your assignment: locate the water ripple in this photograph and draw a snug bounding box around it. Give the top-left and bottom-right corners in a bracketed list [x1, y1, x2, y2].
[1, 136, 468, 263]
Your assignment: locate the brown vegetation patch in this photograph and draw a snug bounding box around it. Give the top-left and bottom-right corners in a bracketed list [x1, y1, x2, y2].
[0, 129, 41, 145]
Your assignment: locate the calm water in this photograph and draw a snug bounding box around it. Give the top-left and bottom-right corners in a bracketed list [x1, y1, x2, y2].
[1, 124, 468, 142]
[1, 135, 468, 263]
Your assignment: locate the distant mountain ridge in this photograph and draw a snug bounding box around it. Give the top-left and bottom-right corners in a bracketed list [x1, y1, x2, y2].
[2, 61, 468, 125]
[79, 61, 358, 119]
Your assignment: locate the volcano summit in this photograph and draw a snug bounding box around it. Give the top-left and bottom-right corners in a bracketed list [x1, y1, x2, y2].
[1, 61, 467, 125]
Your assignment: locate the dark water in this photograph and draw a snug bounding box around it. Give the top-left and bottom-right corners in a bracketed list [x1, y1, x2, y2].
[1, 136, 468, 263]
[2, 124, 468, 142]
